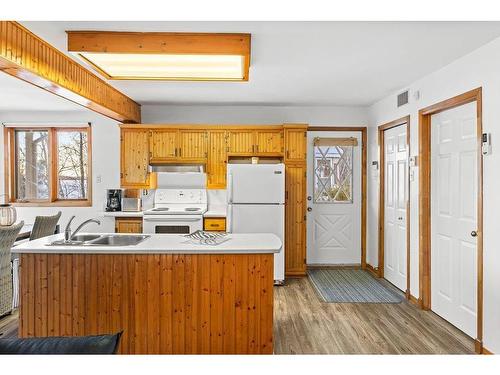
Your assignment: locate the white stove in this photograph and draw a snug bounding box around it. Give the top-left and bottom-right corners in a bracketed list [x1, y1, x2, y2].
[143, 189, 207, 234]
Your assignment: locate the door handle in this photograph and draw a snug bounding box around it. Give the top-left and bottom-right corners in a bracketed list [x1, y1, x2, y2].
[307, 207, 312, 212]
[471, 231, 478, 237]
[307, 196, 312, 201]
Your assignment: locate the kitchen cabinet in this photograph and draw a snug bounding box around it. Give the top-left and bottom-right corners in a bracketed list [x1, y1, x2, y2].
[115, 217, 143, 233]
[228, 130, 255, 154]
[203, 217, 226, 232]
[285, 163, 307, 276]
[207, 131, 228, 189]
[150, 129, 178, 162]
[255, 129, 284, 154]
[284, 126, 307, 162]
[179, 130, 208, 160]
[120, 128, 152, 188]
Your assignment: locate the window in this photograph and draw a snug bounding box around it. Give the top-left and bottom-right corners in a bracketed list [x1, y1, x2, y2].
[6, 127, 91, 206]
[313, 137, 356, 203]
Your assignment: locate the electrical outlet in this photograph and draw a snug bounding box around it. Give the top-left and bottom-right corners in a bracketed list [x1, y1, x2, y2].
[96, 175, 102, 183]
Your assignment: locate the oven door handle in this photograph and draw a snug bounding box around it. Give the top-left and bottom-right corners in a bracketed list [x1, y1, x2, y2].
[143, 217, 202, 222]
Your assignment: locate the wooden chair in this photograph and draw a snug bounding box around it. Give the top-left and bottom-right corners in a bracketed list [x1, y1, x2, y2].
[0, 221, 23, 317]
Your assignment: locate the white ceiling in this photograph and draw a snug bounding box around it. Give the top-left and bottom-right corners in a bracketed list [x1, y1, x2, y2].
[9, 21, 500, 108]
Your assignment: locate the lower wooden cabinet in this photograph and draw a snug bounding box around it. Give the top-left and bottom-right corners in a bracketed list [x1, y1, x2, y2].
[115, 217, 143, 233]
[204, 217, 226, 232]
[285, 163, 307, 276]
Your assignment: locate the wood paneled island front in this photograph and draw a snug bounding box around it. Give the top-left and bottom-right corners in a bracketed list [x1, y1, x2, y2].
[13, 233, 281, 354]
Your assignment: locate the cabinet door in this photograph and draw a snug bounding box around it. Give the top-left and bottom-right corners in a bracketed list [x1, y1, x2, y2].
[285, 128, 307, 162]
[150, 129, 178, 161]
[204, 218, 226, 232]
[228, 130, 255, 154]
[256, 130, 284, 154]
[179, 130, 208, 159]
[207, 131, 228, 189]
[120, 129, 151, 188]
[285, 164, 307, 276]
[115, 217, 143, 233]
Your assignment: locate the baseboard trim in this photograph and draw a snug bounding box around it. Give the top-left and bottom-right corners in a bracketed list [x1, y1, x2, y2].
[475, 339, 483, 354]
[285, 271, 307, 277]
[482, 346, 494, 355]
[365, 263, 379, 277]
[408, 294, 419, 306]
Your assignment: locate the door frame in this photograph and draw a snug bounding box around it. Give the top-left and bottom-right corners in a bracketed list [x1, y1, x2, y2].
[377, 116, 411, 298]
[418, 88, 483, 353]
[307, 126, 367, 269]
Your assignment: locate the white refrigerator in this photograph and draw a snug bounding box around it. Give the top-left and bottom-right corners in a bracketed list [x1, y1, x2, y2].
[226, 163, 285, 283]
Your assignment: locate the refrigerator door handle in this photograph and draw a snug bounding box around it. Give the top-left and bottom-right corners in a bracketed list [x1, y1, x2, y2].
[227, 204, 233, 232]
[228, 173, 234, 203]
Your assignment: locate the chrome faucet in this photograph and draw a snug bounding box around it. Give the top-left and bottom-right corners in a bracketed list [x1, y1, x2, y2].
[64, 216, 101, 242]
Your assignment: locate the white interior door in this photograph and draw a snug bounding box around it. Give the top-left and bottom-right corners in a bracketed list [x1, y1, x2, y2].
[431, 101, 478, 338]
[306, 131, 362, 265]
[383, 124, 408, 291]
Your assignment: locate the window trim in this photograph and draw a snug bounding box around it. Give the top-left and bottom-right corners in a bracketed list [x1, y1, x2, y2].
[4, 126, 92, 207]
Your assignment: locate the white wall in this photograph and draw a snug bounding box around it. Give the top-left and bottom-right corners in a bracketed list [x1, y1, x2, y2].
[367, 36, 500, 353]
[142, 104, 368, 125]
[0, 110, 121, 233]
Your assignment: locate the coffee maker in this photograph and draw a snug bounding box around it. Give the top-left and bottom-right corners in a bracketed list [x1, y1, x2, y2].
[105, 189, 122, 212]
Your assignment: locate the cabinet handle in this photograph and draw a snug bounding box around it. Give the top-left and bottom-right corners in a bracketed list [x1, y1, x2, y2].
[179, 148, 182, 157]
[287, 150, 290, 159]
[255, 144, 259, 153]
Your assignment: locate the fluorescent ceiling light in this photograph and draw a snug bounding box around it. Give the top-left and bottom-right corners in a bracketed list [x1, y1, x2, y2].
[78, 53, 246, 81]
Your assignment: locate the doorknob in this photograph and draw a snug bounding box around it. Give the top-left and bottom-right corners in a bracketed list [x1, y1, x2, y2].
[307, 196, 312, 201]
[471, 231, 478, 237]
[307, 207, 312, 212]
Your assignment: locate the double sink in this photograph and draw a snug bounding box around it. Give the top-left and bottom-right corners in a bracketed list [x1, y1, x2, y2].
[48, 234, 150, 247]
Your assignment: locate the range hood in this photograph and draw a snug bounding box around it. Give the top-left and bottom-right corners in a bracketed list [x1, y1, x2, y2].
[150, 164, 206, 189]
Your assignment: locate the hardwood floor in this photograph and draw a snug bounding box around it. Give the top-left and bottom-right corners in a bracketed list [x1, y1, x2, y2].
[0, 276, 474, 354]
[274, 277, 474, 354]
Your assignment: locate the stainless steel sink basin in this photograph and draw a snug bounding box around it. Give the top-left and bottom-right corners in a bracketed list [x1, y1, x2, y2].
[71, 234, 101, 242]
[47, 234, 150, 247]
[87, 235, 150, 246]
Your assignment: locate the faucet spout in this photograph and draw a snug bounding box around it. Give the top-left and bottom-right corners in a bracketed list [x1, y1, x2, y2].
[64, 215, 76, 242]
[64, 217, 101, 243]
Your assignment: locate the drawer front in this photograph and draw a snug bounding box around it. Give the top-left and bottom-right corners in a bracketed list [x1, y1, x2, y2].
[204, 218, 226, 232]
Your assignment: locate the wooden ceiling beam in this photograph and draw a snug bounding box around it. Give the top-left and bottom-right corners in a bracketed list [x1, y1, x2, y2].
[0, 22, 141, 123]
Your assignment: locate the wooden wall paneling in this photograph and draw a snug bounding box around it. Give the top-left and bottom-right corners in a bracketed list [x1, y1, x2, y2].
[207, 130, 228, 189]
[120, 128, 151, 188]
[179, 130, 208, 160]
[0, 22, 140, 123]
[149, 129, 178, 162]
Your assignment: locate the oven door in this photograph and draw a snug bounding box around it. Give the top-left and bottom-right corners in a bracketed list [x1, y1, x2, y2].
[143, 215, 203, 234]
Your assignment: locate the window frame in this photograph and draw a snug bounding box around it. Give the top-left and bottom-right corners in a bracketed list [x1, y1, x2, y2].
[4, 126, 92, 207]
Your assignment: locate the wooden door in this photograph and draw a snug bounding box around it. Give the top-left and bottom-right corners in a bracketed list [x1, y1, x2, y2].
[256, 130, 283, 154]
[285, 128, 307, 162]
[285, 164, 307, 276]
[115, 217, 143, 233]
[179, 130, 208, 160]
[120, 128, 151, 188]
[431, 102, 478, 337]
[383, 124, 408, 291]
[207, 131, 228, 189]
[150, 129, 178, 162]
[228, 130, 255, 154]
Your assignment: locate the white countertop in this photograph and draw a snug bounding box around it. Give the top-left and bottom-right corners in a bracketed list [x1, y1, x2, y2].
[99, 211, 144, 217]
[12, 232, 281, 255]
[204, 204, 227, 218]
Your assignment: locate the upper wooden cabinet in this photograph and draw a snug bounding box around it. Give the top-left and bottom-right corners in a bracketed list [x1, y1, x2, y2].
[120, 128, 152, 188]
[228, 130, 255, 154]
[284, 126, 308, 162]
[150, 129, 178, 162]
[179, 130, 208, 160]
[256, 129, 284, 154]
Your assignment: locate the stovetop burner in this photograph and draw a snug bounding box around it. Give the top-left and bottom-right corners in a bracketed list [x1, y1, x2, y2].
[151, 207, 170, 212]
[185, 207, 200, 212]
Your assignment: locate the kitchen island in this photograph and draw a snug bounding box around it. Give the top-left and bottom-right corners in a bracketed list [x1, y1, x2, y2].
[12, 233, 281, 354]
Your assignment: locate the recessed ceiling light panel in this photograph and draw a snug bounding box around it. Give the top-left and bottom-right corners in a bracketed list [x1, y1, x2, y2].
[67, 31, 251, 81]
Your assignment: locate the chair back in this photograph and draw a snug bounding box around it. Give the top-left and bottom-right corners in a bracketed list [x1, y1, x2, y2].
[29, 211, 61, 241]
[0, 221, 23, 316]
